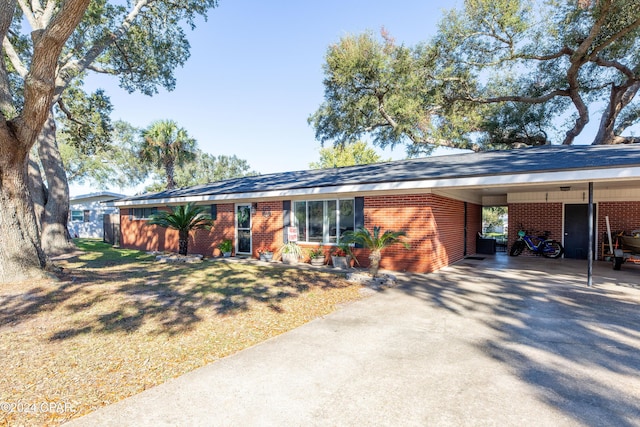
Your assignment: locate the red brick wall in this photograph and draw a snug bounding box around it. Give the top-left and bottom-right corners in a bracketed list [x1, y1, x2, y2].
[121, 203, 233, 256]
[508, 201, 640, 259]
[121, 202, 287, 257]
[120, 196, 480, 272]
[467, 203, 483, 255]
[507, 202, 563, 257]
[351, 194, 479, 273]
[598, 202, 640, 256]
[598, 202, 640, 236]
[250, 201, 285, 256]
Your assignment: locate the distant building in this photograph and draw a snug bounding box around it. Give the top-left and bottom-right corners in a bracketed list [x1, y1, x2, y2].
[69, 192, 125, 240]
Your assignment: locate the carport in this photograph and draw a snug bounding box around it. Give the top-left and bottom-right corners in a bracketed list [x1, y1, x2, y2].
[427, 145, 640, 286]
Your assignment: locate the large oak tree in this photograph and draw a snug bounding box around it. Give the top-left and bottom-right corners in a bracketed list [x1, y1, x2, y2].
[0, 0, 217, 283]
[310, 0, 640, 153]
[0, 0, 91, 282]
[4, 0, 218, 260]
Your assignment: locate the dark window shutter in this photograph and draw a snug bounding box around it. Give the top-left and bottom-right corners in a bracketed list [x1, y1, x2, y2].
[354, 197, 364, 229]
[210, 204, 217, 220]
[283, 200, 291, 243]
[354, 197, 364, 248]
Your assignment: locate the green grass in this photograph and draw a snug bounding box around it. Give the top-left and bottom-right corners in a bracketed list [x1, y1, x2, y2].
[73, 238, 154, 263]
[2, 238, 364, 426]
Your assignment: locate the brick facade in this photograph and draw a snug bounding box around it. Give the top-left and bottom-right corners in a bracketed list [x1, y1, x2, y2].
[351, 194, 479, 272]
[509, 201, 640, 259]
[120, 194, 482, 273]
[507, 203, 563, 256]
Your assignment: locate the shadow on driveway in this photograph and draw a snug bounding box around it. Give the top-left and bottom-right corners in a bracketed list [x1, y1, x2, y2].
[399, 255, 640, 426]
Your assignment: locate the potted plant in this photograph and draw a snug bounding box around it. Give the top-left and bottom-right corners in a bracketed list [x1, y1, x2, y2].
[278, 241, 304, 264]
[257, 247, 274, 262]
[342, 226, 409, 276]
[308, 247, 326, 266]
[218, 239, 233, 257]
[331, 242, 354, 270]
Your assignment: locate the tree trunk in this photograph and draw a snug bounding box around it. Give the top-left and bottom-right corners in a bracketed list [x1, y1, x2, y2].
[369, 250, 381, 277]
[37, 111, 75, 256]
[0, 142, 48, 283]
[178, 229, 189, 255]
[592, 81, 640, 145]
[27, 153, 47, 234]
[165, 158, 176, 190]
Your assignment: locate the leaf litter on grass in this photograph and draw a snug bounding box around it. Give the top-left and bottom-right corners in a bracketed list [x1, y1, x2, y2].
[0, 240, 364, 426]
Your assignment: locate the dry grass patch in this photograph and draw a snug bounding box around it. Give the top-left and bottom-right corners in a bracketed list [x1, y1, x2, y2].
[0, 240, 364, 426]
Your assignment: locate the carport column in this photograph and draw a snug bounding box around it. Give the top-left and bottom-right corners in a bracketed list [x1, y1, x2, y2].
[588, 182, 594, 287]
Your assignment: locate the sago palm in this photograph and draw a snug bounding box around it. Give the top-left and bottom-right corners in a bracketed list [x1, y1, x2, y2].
[343, 226, 409, 276]
[140, 120, 196, 190]
[149, 203, 214, 255]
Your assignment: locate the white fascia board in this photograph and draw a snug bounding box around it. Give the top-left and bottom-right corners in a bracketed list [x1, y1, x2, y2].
[114, 166, 640, 207]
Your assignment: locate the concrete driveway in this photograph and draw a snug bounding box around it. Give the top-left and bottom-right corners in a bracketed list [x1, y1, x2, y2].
[66, 255, 640, 426]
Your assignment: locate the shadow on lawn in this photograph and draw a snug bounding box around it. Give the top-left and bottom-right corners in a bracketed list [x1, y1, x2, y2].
[397, 258, 640, 427]
[1, 248, 348, 341]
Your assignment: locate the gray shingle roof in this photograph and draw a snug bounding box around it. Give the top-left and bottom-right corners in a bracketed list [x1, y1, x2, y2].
[121, 144, 640, 202]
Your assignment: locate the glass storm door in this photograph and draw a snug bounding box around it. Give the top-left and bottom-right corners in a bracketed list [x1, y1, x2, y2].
[236, 204, 252, 254]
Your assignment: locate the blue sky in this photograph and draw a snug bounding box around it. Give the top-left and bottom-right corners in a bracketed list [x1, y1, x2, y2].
[77, 0, 462, 195]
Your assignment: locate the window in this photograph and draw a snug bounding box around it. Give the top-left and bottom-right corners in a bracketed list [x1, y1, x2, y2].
[130, 207, 157, 220]
[71, 210, 83, 222]
[293, 199, 354, 244]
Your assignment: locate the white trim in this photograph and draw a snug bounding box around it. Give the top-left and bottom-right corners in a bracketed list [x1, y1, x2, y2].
[114, 166, 640, 207]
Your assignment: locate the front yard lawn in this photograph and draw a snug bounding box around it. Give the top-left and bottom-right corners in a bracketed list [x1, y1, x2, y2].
[0, 240, 364, 426]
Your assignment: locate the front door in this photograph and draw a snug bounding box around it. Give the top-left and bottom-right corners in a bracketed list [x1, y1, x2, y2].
[236, 204, 252, 254]
[564, 204, 596, 259]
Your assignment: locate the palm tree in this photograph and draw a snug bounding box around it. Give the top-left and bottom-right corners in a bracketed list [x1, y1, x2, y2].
[343, 226, 409, 277]
[140, 120, 196, 190]
[149, 203, 214, 255]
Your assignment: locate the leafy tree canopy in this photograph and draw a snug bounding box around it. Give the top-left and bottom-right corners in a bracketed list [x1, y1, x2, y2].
[309, 30, 481, 157]
[436, 0, 640, 146]
[309, 141, 391, 169]
[145, 151, 259, 192]
[61, 120, 150, 189]
[310, 1, 640, 154]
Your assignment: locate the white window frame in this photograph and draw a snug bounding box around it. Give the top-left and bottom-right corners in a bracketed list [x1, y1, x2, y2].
[70, 210, 83, 222]
[293, 199, 354, 245]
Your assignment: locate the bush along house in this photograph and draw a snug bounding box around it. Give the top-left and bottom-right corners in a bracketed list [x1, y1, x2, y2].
[114, 144, 640, 273]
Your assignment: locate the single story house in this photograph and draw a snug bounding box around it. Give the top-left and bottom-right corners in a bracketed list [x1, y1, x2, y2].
[69, 192, 125, 240]
[114, 145, 640, 273]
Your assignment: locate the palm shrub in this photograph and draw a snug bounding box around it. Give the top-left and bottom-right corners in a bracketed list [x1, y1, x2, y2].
[342, 226, 409, 276]
[149, 203, 214, 255]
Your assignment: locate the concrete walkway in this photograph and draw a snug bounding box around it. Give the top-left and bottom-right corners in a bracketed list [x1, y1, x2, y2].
[66, 255, 640, 426]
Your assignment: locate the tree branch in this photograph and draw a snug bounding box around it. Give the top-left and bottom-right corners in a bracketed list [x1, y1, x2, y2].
[2, 37, 29, 78]
[86, 64, 116, 74]
[588, 15, 640, 60]
[464, 89, 570, 104]
[591, 56, 636, 80]
[16, 0, 38, 29]
[16, 0, 92, 147]
[59, 0, 151, 80]
[0, 0, 17, 124]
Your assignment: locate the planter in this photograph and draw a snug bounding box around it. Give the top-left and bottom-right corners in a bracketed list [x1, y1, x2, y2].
[259, 252, 274, 262]
[310, 256, 325, 266]
[281, 253, 299, 264]
[222, 252, 231, 258]
[331, 255, 351, 269]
